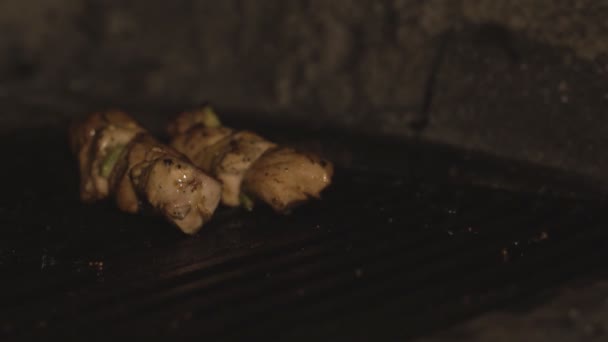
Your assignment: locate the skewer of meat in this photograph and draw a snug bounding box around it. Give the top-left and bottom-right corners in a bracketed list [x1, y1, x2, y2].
[70, 110, 222, 234]
[168, 106, 333, 213]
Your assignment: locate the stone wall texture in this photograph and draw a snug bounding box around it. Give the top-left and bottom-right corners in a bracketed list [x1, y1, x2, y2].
[2, 0, 608, 187]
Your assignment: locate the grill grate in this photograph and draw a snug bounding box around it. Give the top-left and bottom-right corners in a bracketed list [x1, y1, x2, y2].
[1, 126, 607, 341]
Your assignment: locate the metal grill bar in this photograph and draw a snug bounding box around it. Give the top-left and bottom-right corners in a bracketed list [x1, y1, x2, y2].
[2, 130, 607, 341]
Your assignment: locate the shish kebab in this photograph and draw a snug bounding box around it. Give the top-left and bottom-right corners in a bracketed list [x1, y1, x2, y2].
[168, 106, 334, 213]
[70, 110, 222, 234]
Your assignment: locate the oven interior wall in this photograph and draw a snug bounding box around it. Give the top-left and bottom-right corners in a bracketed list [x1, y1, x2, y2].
[1, 1, 607, 188]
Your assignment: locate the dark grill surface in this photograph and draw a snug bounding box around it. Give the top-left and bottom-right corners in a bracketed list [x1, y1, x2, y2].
[1, 123, 607, 341]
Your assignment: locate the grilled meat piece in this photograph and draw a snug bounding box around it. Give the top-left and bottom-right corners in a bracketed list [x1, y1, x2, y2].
[243, 147, 333, 212]
[168, 106, 333, 212]
[167, 105, 222, 136]
[110, 134, 222, 234]
[71, 111, 222, 234]
[173, 126, 276, 207]
[69, 111, 144, 202]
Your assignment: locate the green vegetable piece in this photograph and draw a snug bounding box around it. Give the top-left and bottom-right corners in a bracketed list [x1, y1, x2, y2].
[200, 106, 222, 128]
[239, 193, 255, 211]
[100, 145, 126, 177]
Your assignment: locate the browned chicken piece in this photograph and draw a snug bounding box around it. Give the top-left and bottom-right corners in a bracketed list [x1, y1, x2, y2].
[243, 147, 333, 212]
[69, 111, 144, 202]
[71, 111, 222, 234]
[172, 125, 276, 206]
[171, 125, 234, 171]
[109, 134, 222, 234]
[168, 106, 333, 212]
[167, 105, 222, 136]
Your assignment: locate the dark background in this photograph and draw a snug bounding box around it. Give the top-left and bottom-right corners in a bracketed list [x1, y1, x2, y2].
[2, 1, 608, 341]
[2, 0, 608, 187]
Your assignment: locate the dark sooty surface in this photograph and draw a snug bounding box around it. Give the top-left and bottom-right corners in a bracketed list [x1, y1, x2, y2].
[1, 125, 607, 341]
